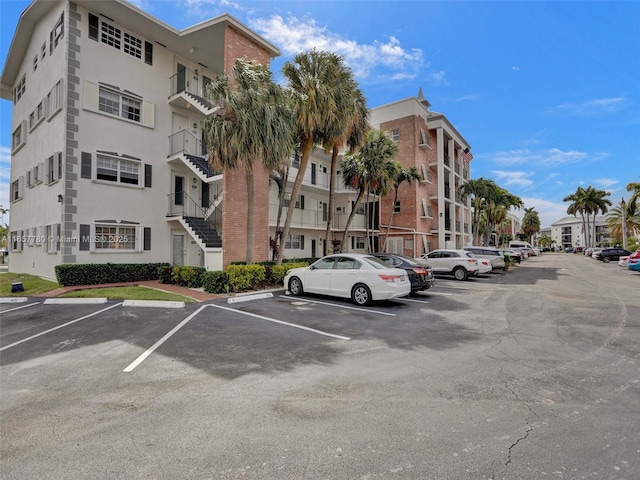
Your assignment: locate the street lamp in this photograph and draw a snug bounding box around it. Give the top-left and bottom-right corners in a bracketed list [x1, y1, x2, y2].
[621, 198, 627, 250]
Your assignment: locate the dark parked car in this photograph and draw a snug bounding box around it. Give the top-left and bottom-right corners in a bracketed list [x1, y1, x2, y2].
[596, 247, 632, 263]
[372, 253, 435, 293]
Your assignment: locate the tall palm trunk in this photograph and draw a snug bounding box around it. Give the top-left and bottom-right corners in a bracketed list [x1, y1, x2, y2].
[245, 165, 254, 264]
[382, 187, 399, 252]
[324, 144, 339, 256]
[277, 137, 313, 264]
[341, 188, 366, 251]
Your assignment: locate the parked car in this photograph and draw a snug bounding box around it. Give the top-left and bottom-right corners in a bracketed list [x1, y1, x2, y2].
[619, 250, 640, 267]
[628, 258, 640, 272]
[420, 249, 480, 281]
[463, 246, 506, 271]
[372, 253, 435, 294]
[500, 248, 522, 263]
[284, 254, 410, 306]
[584, 247, 603, 257]
[595, 247, 632, 263]
[467, 253, 492, 274]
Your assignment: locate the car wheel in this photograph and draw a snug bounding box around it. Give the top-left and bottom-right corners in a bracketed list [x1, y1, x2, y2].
[453, 267, 468, 281]
[602, 256, 611, 263]
[351, 283, 372, 306]
[288, 277, 303, 296]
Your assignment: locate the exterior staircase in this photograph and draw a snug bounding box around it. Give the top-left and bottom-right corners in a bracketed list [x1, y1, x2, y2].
[184, 216, 222, 248]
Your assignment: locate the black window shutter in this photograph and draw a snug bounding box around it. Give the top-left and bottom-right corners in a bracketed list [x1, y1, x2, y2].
[79, 224, 90, 251]
[144, 164, 152, 188]
[300, 195, 305, 210]
[300, 235, 304, 250]
[143, 227, 151, 250]
[88, 13, 99, 41]
[144, 41, 153, 65]
[81, 152, 92, 179]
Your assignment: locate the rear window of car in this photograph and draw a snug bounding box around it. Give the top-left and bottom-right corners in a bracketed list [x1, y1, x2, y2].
[363, 256, 393, 269]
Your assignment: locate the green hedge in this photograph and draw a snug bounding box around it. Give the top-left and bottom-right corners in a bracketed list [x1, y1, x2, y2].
[158, 266, 206, 288]
[201, 270, 230, 294]
[55, 263, 169, 287]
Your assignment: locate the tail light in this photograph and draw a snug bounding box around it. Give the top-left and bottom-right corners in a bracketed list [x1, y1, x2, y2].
[467, 258, 478, 264]
[379, 274, 404, 283]
[411, 267, 428, 275]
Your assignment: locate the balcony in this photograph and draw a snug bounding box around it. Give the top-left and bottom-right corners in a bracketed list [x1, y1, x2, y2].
[168, 67, 219, 116]
[269, 204, 367, 230]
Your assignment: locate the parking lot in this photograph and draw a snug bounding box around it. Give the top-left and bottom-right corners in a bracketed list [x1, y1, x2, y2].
[2, 254, 639, 479]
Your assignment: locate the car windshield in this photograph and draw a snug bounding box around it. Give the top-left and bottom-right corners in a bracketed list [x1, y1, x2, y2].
[363, 256, 394, 269]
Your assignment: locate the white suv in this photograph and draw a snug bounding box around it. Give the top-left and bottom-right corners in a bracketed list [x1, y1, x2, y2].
[420, 249, 480, 281]
[463, 246, 506, 271]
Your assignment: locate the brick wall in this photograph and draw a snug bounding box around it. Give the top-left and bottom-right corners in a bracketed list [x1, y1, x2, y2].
[221, 25, 272, 267]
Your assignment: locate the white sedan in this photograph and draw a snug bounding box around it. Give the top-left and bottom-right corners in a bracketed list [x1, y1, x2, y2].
[284, 254, 411, 306]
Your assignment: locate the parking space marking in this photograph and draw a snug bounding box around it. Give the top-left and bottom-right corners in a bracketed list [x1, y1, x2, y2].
[1, 301, 42, 313]
[208, 303, 351, 340]
[0, 302, 123, 352]
[123, 305, 208, 372]
[278, 295, 397, 317]
[399, 297, 430, 304]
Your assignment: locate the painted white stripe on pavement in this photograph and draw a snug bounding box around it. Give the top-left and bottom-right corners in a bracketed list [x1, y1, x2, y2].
[208, 303, 351, 340]
[0, 301, 42, 313]
[0, 302, 123, 352]
[278, 295, 397, 316]
[0, 297, 29, 304]
[122, 300, 185, 308]
[44, 298, 108, 304]
[123, 305, 208, 372]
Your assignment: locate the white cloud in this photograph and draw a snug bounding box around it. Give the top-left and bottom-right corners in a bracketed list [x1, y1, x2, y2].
[488, 148, 590, 167]
[594, 178, 618, 189]
[491, 170, 534, 188]
[554, 96, 627, 115]
[249, 15, 425, 83]
[519, 196, 570, 228]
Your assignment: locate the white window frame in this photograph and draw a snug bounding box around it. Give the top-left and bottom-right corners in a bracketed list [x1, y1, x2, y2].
[47, 79, 64, 121]
[98, 85, 141, 123]
[95, 153, 141, 186]
[354, 236, 366, 250]
[285, 234, 303, 250]
[29, 100, 46, 132]
[11, 178, 24, 202]
[91, 223, 140, 252]
[13, 75, 25, 105]
[46, 152, 63, 185]
[12, 121, 27, 153]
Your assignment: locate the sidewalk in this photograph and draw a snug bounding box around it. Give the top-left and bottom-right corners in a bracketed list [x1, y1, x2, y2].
[36, 280, 221, 302]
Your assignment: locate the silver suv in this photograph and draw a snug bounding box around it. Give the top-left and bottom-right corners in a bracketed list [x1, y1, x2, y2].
[420, 249, 480, 281]
[463, 246, 506, 271]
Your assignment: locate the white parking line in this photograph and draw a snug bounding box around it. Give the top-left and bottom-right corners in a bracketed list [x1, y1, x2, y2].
[0, 301, 42, 313]
[278, 295, 397, 316]
[208, 303, 351, 340]
[123, 305, 208, 372]
[0, 302, 122, 352]
[399, 297, 430, 304]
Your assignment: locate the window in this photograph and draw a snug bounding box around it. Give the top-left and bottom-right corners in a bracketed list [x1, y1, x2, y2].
[33, 54, 38, 71]
[13, 75, 25, 105]
[11, 230, 23, 252]
[29, 100, 46, 131]
[98, 86, 141, 122]
[284, 195, 305, 209]
[391, 128, 400, 141]
[90, 14, 151, 64]
[11, 179, 23, 202]
[12, 122, 26, 152]
[47, 79, 63, 120]
[96, 154, 140, 185]
[45, 224, 60, 253]
[94, 224, 136, 250]
[47, 152, 62, 184]
[41, 42, 47, 59]
[393, 201, 401, 213]
[285, 234, 304, 249]
[353, 236, 366, 250]
[50, 12, 64, 54]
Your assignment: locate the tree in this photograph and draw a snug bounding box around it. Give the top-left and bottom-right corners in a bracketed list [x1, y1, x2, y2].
[204, 59, 295, 264]
[520, 207, 541, 243]
[381, 164, 422, 251]
[340, 129, 399, 251]
[584, 187, 611, 247]
[564, 186, 588, 246]
[607, 199, 640, 243]
[320, 73, 369, 256]
[626, 180, 640, 207]
[278, 49, 347, 264]
[458, 178, 494, 245]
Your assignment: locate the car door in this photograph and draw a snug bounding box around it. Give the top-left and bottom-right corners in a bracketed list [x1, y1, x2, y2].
[330, 256, 362, 297]
[304, 256, 335, 294]
[424, 251, 444, 273]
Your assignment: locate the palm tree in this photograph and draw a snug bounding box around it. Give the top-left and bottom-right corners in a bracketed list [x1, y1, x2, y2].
[204, 59, 295, 264]
[484, 186, 523, 246]
[584, 187, 611, 247]
[277, 49, 347, 264]
[319, 73, 369, 256]
[340, 129, 399, 251]
[521, 207, 541, 243]
[627, 180, 640, 207]
[608, 199, 640, 242]
[459, 178, 494, 245]
[564, 186, 588, 246]
[381, 164, 421, 251]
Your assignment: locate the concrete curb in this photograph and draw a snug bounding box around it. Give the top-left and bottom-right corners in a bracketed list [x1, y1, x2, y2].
[122, 299, 185, 308]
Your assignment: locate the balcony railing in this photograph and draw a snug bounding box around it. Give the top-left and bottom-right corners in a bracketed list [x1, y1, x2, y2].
[269, 204, 367, 229]
[169, 130, 206, 158]
[170, 66, 202, 98]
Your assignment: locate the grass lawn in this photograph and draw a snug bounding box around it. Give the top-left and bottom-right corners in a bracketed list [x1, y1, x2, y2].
[0, 272, 60, 297]
[60, 286, 196, 303]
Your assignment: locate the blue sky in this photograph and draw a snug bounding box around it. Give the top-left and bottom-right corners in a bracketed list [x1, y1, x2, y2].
[2, 0, 639, 228]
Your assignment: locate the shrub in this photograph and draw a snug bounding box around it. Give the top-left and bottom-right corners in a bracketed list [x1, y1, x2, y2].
[201, 270, 230, 294]
[55, 263, 169, 286]
[270, 262, 309, 285]
[226, 264, 266, 292]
